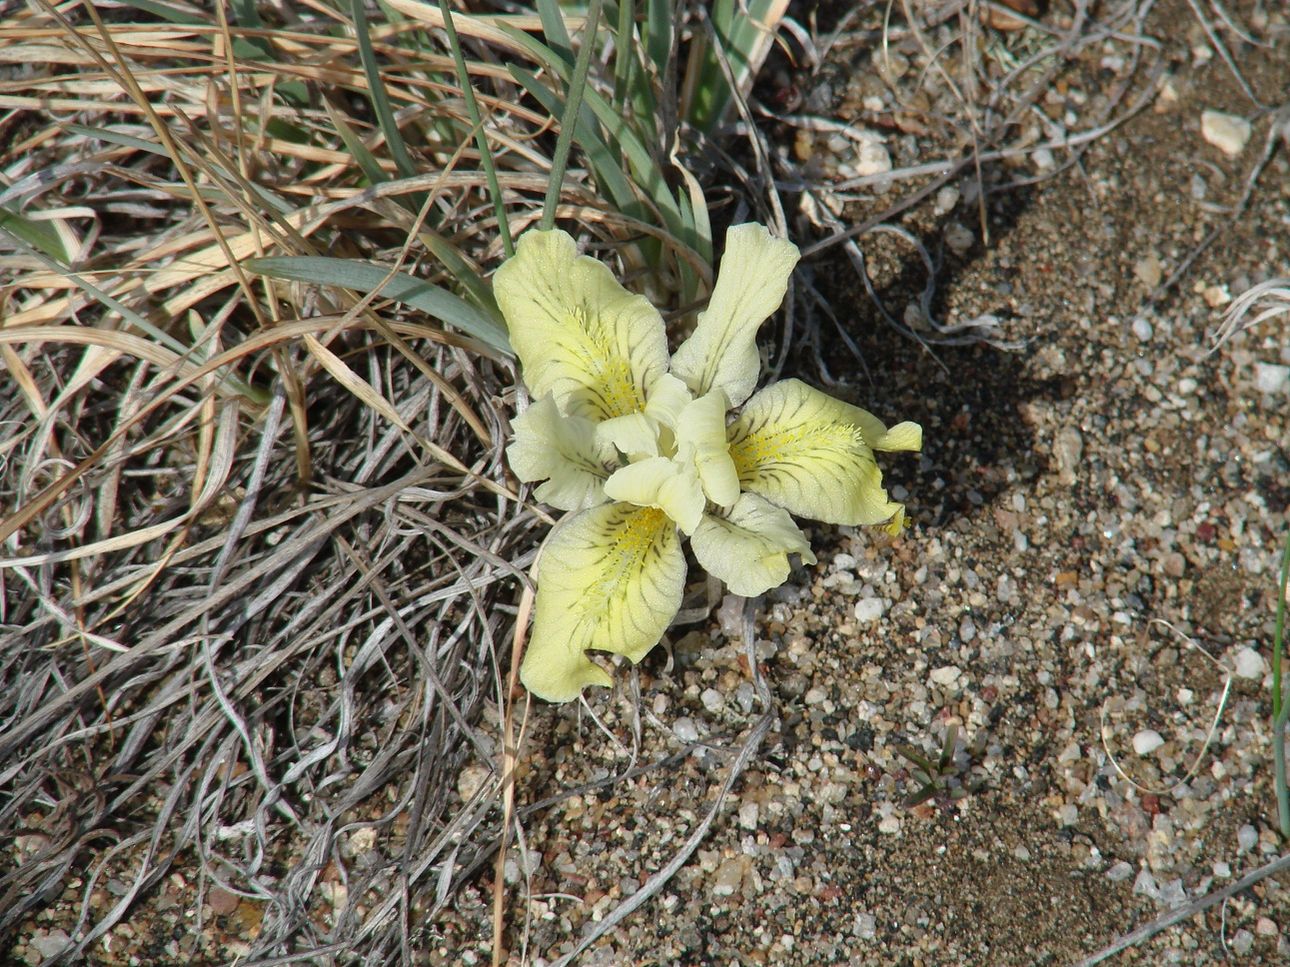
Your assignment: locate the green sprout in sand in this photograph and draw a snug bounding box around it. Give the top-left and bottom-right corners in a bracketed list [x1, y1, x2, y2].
[495, 225, 922, 703]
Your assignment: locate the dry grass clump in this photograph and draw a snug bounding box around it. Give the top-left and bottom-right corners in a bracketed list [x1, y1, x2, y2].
[0, 2, 564, 961]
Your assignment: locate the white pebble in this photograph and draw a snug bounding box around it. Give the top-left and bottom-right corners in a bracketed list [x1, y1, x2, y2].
[1057, 803, 1078, 826]
[1132, 730, 1165, 756]
[1133, 868, 1160, 900]
[738, 801, 760, 831]
[855, 138, 892, 177]
[1132, 316, 1154, 341]
[1213, 860, 1231, 878]
[1255, 362, 1289, 394]
[853, 912, 877, 940]
[878, 815, 901, 834]
[1231, 929, 1254, 955]
[854, 598, 885, 622]
[945, 221, 974, 257]
[1237, 824, 1258, 853]
[673, 717, 699, 743]
[701, 688, 724, 712]
[933, 185, 960, 216]
[1200, 109, 1252, 156]
[959, 617, 977, 642]
[1233, 647, 1265, 680]
[930, 665, 962, 687]
[1106, 861, 1134, 882]
[1031, 147, 1056, 172]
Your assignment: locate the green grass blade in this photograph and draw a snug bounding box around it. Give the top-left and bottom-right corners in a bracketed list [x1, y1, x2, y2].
[350, 0, 422, 188]
[643, 0, 673, 74]
[0, 206, 73, 264]
[117, 0, 203, 25]
[245, 256, 511, 355]
[505, 26, 685, 237]
[436, 0, 512, 257]
[324, 99, 393, 189]
[541, 0, 603, 231]
[534, 0, 574, 62]
[507, 65, 638, 218]
[610, 0, 635, 106]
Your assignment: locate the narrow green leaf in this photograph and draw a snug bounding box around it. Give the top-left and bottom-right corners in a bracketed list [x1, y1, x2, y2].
[507, 65, 638, 218]
[0, 207, 73, 264]
[534, 0, 574, 62]
[324, 99, 391, 189]
[541, 0, 603, 231]
[505, 26, 685, 236]
[436, 0, 512, 257]
[244, 256, 511, 355]
[643, 0, 672, 74]
[117, 0, 203, 25]
[610, 0, 635, 107]
[350, 0, 425, 209]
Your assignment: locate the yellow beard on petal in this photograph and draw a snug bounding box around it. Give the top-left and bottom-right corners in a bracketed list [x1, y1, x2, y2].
[580, 506, 673, 612]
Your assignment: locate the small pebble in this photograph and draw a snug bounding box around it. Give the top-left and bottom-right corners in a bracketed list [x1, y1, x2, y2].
[930, 666, 962, 687]
[1230, 929, 1254, 955]
[1133, 868, 1160, 900]
[712, 858, 744, 897]
[855, 138, 891, 177]
[853, 912, 877, 940]
[1233, 647, 1264, 680]
[738, 802, 759, 831]
[878, 815, 901, 834]
[208, 886, 240, 915]
[945, 221, 974, 257]
[1200, 109, 1252, 156]
[673, 717, 699, 743]
[1055, 427, 1084, 485]
[29, 931, 71, 961]
[701, 688, 724, 713]
[1132, 730, 1165, 756]
[1106, 861, 1134, 881]
[933, 185, 960, 216]
[1237, 824, 1258, 853]
[854, 598, 885, 622]
[1213, 861, 1231, 878]
[1255, 362, 1289, 394]
[1132, 316, 1154, 341]
[1134, 258, 1163, 289]
[1256, 917, 1279, 936]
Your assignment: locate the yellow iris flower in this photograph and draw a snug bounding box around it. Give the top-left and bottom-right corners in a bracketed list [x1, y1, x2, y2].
[496, 225, 922, 702]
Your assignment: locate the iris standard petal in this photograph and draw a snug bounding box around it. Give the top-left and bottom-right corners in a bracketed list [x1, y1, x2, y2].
[727, 379, 915, 527]
[521, 503, 685, 702]
[507, 394, 614, 512]
[691, 494, 817, 598]
[669, 223, 800, 407]
[674, 388, 739, 508]
[603, 457, 705, 535]
[494, 229, 669, 422]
